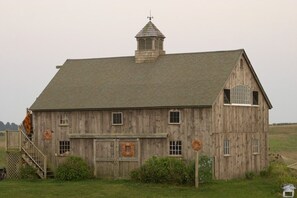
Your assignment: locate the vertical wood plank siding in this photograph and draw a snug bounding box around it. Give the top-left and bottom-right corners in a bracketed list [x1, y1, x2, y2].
[32, 107, 212, 177]
[212, 55, 269, 179]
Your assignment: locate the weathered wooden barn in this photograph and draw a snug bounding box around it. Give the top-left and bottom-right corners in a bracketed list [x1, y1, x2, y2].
[24, 20, 272, 180]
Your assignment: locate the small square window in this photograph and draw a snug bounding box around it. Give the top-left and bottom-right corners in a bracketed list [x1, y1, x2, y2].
[59, 141, 70, 155]
[224, 89, 231, 104]
[59, 113, 69, 125]
[169, 110, 181, 124]
[169, 141, 182, 156]
[253, 91, 259, 105]
[223, 139, 230, 156]
[112, 112, 123, 125]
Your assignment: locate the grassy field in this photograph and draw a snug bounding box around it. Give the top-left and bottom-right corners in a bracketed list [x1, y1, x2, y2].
[0, 125, 296, 197]
[269, 124, 297, 166]
[0, 178, 280, 198]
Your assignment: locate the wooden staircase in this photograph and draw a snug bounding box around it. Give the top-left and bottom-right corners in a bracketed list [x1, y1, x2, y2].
[19, 126, 53, 179]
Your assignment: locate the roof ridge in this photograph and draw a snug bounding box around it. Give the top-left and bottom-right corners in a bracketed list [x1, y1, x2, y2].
[65, 49, 244, 62]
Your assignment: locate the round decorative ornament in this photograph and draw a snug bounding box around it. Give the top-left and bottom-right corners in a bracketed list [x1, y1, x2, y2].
[43, 129, 52, 140]
[192, 140, 202, 151]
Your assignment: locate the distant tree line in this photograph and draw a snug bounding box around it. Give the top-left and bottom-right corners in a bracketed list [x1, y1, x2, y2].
[0, 121, 18, 131]
[270, 123, 297, 126]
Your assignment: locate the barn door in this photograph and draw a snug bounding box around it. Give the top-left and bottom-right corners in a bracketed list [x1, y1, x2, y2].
[94, 139, 119, 178]
[94, 139, 140, 179]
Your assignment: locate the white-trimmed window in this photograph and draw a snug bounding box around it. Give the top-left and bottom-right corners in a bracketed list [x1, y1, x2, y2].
[252, 139, 259, 154]
[59, 113, 69, 126]
[169, 140, 182, 156]
[112, 112, 123, 125]
[231, 85, 251, 104]
[169, 110, 181, 124]
[223, 139, 230, 156]
[59, 141, 70, 154]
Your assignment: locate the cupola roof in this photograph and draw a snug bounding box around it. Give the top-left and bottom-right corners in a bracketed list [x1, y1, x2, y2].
[135, 21, 165, 38]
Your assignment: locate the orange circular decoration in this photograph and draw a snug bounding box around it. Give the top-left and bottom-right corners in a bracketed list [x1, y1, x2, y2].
[192, 140, 202, 151]
[43, 130, 52, 140]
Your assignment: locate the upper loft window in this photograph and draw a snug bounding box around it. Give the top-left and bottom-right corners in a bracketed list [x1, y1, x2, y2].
[240, 59, 244, 69]
[224, 89, 231, 104]
[231, 85, 251, 104]
[253, 91, 259, 105]
[169, 110, 181, 124]
[224, 85, 259, 106]
[112, 112, 123, 125]
[59, 113, 69, 126]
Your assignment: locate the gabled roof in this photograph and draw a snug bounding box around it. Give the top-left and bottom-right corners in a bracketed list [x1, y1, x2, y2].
[135, 21, 165, 38]
[31, 49, 262, 111]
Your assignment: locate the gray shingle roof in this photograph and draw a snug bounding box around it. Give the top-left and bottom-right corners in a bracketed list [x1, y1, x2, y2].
[135, 21, 165, 38]
[30, 49, 272, 111]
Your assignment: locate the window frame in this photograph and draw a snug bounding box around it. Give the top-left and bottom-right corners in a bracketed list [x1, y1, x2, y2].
[59, 140, 70, 155]
[223, 139, 230, 156]
[252, 139, 260, 154]
[59, 113, 69, 126]
[112, 112, 123, 126]
[168, 110, 181, 124]
[252, 91, 259, 105]
[224, 89, 231, 104]
[169, 140, 182, 156]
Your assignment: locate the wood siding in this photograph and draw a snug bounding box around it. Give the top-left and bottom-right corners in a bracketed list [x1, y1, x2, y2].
[211, 55, 269, 179]
[32, 108, 212, 177]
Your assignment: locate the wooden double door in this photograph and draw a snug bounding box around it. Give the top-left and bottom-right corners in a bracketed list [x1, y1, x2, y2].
[93, 139, 140, 178]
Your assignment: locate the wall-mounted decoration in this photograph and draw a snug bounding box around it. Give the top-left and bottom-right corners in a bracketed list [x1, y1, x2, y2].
[121, 142, 135, 157]
[43, 129, 52, 141]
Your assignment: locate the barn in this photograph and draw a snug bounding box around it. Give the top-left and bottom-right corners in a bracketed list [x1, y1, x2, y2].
[12, 20, 272, 180]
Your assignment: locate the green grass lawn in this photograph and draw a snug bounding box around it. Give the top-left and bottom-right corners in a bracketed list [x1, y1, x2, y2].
[0, 178, 280, 198]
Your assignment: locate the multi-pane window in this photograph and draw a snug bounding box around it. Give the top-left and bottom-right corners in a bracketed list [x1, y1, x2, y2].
[252, 139, 259, 154]
[59, 113, 69, 125]
[112, 112, 123, 125]
[253, 91, 259, 105]
[224, 86, 259, 106]
[138, 38, 153, 50]
[169, 141, 182, 156]
[59, 141, 70, 154]
[223, 139, 230, 155]
[169, 110, 181, 124]
[231, 85, 251, 104]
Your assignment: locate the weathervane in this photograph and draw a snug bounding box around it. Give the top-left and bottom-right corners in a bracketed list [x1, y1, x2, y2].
[147, 11, 153, 21]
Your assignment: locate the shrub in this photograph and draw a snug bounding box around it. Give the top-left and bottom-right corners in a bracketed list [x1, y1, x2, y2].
[198, 155, 213, 183]
[56, 156, 91, 181]
[268, 162, 297, 187]
[20, 164, 38, 180]
[130, 155, 213, 185]
[245, 171, 255, 180]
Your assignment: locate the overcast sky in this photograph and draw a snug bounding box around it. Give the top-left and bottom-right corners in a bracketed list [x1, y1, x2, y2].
[0, 0, 296, 124]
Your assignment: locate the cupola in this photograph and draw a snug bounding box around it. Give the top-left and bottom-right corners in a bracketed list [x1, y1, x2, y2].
[135, 20, 165, 63]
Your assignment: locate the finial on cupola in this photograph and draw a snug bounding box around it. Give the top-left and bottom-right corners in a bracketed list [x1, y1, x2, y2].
[147, 10, 153, 21]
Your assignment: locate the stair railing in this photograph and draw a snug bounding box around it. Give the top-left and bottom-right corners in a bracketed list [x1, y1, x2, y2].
[19, 125, 47, 179]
